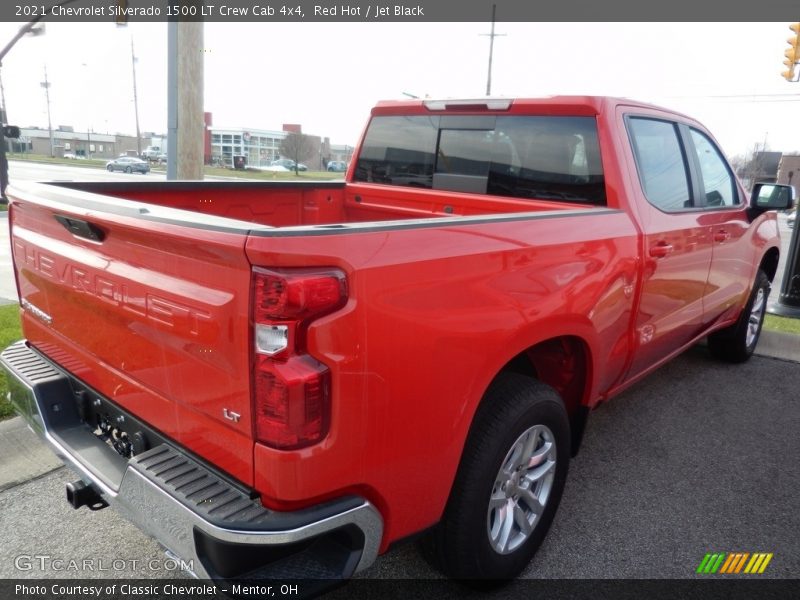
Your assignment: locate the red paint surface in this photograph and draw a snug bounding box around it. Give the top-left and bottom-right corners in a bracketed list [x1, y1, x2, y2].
[7, 97, 783, 551]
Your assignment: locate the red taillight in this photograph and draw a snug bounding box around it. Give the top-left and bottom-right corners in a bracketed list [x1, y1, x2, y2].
[254, 355, 331, 450]
[254, 267, 347, 322]
[251, 268, 346, 450]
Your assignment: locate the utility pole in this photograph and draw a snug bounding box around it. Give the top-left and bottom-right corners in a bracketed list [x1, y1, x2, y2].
[131, 38, 142, 157]
[0, 70, 7, 124]
[480, 4, 505, 96]
[41, 65, 54, 157]
[167, 20, 204, 180]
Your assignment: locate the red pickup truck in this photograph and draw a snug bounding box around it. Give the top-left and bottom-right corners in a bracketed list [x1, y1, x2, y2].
[1, 97, 793, 587]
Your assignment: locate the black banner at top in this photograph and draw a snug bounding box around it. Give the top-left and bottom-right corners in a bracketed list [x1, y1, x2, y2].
[3, 0, 800, 23]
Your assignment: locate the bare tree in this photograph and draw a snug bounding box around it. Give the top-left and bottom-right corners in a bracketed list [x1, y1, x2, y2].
[279, 133, 315, 175]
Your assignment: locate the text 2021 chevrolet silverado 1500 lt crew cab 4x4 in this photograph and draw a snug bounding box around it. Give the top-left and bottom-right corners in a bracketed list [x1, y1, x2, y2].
[1, 97, 793, 589]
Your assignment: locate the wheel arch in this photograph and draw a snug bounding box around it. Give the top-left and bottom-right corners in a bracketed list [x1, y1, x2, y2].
[426, 335, 592, 577]
[759, 246, 780, 283]
[496, 335, 593, 457]
[433, 326, 599, 533]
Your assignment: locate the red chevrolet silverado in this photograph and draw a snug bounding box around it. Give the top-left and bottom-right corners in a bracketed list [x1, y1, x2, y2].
[1, 97, 793, 588]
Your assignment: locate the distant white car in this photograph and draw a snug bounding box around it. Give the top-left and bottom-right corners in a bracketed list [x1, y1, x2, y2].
[789, 211, 796, 229]
[251, 164, 290, 172]
[63, 152, 76, 159]
[270, 158, 308, 171]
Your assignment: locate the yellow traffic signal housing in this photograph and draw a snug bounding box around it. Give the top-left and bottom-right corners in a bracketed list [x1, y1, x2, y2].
[784, 22, 800, 81]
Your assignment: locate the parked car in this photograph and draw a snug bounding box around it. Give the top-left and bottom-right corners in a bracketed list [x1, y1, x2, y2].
[270, 158, 308, 171]
[327, 160, 347, 172]
[106, 156, 150, 174]
[63, 152, 76, 159]
[789, 211, 796, 229]
[141, 146, 163, 160]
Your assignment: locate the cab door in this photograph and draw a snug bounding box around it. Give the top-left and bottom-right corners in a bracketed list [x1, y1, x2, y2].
[623, 116, 714, 379]
[684, 127, 754, 325]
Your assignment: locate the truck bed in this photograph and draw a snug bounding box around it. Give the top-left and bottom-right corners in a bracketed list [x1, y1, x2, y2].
[44, 180, 596, 229]
[7, 178, 617, 493]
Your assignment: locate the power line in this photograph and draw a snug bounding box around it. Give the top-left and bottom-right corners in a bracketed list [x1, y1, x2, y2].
[665, 92, 800, 100]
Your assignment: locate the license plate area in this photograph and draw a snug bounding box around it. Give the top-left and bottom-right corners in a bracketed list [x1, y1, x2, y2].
[72, 383, 166, 461]
[70, 379, 254, 500]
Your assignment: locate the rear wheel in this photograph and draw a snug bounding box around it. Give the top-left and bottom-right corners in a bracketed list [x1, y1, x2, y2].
[423, 373, 570, 583]
[708, 269, 770, 363]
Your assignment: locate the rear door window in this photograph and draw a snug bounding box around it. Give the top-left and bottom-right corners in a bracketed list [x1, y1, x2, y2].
[627, 117, 692, 212]
[689, 129, 738, 208]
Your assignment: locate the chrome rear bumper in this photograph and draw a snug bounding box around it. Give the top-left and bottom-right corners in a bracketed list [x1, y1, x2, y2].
[1, 340, 383, 583]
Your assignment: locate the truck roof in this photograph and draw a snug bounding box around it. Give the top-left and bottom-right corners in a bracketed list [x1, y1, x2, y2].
[372, 96, 692, 120]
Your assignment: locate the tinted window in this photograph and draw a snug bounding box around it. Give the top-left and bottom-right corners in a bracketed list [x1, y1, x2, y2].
[690, 129, 737, 207]
[353, 116, 438, 188]
[437, 129, 493, 176]
[354, 115, 606, 205]
[628, 118, 691, 212]
[489, 116, 605, 204]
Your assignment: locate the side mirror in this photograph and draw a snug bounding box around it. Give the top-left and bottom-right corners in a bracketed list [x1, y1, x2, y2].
[750, 182, 795, 212]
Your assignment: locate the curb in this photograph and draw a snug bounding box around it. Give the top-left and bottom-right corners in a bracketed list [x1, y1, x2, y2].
[755, 329, 800, 363]
[0, 417, 62, 492]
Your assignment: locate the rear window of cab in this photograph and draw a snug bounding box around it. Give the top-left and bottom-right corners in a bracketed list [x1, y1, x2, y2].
[354, 115, 606, 206]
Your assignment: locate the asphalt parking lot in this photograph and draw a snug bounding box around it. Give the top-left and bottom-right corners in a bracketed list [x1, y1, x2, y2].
[1, 346, 798, 593]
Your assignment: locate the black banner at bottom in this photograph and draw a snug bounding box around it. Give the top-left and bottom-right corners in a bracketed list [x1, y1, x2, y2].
[3, 578, 800, 600]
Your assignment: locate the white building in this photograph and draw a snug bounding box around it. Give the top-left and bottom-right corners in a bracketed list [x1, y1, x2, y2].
[209, 126, 339, 170]
[210, 127, 290, 168]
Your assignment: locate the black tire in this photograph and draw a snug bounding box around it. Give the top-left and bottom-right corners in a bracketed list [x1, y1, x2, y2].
[423, 373, 570, 583]
[106, 165, 114, 172]
[708, 269, 770, 363]
[125, 166, 132, 173]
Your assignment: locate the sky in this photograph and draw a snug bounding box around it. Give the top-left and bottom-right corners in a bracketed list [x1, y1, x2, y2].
[0, 21, 798, 159]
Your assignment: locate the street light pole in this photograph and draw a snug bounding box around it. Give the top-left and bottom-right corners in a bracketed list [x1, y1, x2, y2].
[41, 65, 54, 157]
[131, 38, 142, 157]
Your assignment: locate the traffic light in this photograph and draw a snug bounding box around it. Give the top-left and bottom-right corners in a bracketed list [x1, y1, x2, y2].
[783, 22, 800, 81]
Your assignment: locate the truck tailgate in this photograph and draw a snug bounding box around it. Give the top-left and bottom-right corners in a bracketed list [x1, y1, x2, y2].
[8, 183, 256, 486]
